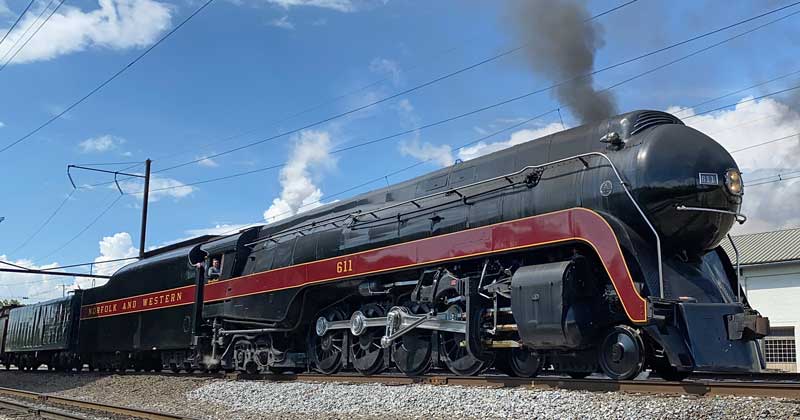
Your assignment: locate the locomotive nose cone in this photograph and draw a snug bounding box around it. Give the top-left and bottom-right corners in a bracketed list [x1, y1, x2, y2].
[634, 124, 742, 253]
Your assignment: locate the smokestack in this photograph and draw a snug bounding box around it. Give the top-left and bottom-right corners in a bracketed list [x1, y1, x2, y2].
[509, 0, 618, 123]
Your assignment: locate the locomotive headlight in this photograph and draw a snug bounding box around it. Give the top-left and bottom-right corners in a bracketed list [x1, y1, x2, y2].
[725, 169, 743, 196]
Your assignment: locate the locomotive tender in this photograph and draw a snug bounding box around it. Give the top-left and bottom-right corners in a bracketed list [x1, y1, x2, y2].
[0, 110, 770, 380]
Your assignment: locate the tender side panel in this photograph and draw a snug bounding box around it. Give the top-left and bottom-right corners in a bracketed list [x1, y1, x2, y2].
[78, 251, 197, 354]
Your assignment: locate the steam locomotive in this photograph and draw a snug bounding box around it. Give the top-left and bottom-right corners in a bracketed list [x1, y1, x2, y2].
[0, 110, 770, 380]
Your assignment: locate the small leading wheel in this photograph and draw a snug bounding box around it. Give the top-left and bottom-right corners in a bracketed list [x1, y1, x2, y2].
[439, 305, 491, 376]
[349, 304, 386, 376]
[309, 308, 347, 375]
[506, 348, 542, 378]
[598, 325, 645, 380]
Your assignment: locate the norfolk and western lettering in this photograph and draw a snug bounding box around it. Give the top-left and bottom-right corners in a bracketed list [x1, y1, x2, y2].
[81, 286, 193, 319]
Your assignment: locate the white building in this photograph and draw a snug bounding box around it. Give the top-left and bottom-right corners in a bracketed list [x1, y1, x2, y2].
[722, 228, 800, 373]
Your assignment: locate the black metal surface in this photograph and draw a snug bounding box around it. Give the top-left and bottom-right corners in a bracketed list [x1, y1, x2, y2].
[4, 295, 81, 353]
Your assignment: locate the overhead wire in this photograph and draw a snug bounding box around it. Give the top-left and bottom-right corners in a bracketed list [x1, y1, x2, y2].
[674, 68, 800, 117]
[0, 0, 37, 48]
[0, 0, 217, 154]
[148, 0, 800, 176]
[9, 189, 76, 255]
[130, 11, 800, 196]
[143, 0, 641, 167]
[0, 0, 57, 65]
[207, 109, 563, 238]
[36, 194, 123, 262]
[0, 0, 67, 72]
[7, 161, 145, 260]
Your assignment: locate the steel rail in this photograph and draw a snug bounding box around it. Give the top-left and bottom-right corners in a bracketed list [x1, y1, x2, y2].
[234, 372, 800, 399]
[0, 397, 92, 420]
[0, 386, 194, 420]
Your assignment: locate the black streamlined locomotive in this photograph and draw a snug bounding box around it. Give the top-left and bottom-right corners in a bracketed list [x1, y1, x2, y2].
[0, 110, 770, 380]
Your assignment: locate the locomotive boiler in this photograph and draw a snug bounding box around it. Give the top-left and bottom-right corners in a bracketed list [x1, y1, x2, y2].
[2, 109, 769, 380]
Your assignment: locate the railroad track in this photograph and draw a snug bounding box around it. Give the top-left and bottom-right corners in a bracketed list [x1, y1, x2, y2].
[228, 372, 800, 399]
[0, 387, 194, 420]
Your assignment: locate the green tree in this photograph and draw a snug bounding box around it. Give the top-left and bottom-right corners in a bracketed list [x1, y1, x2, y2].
[0, 299, 21, 307]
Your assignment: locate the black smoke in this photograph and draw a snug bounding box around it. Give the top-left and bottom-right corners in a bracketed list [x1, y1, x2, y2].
[508, 0, 618, 123]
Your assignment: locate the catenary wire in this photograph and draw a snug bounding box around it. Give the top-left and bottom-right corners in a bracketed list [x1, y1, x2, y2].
[8, 161, 144, 259]
[133, 24, 800, 197]
[0, 0, 67, 72]
[208, 109, 563, 238]
[36, 194, 123, 262]
[149, 1, 800, 176]
[144, 0, 640, 166]
[0, 0, 216, 154]
[675, 68, 800, 117]
[9, 189, 76, 255]
[0, 0, 37, 48]
[0, 0, 57, 65]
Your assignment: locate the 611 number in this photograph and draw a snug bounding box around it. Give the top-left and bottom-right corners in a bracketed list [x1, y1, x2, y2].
[336, 259, 354, 274]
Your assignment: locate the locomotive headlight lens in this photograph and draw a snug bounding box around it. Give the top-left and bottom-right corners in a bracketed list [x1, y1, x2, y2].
[725, 169, 743, 196]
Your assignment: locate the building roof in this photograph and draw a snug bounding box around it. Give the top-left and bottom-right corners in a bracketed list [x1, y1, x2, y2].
[721, 227, 800, 266]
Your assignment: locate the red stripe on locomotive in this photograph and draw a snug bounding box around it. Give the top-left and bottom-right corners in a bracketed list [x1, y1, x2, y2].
[81, 208, 647, 323]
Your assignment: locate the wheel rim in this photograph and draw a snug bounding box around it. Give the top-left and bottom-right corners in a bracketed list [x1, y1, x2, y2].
[598, 326, 644, 380]
[350, 304, 386, 375]
[439, 331, 485, 376]
[392, 331, 432, 376]
[310, 308, 346, 374]
[439, 305, 487, 376]
[509, 348, 541, 378]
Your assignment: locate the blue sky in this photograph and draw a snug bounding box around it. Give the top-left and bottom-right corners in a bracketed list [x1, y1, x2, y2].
[1, 0, 800, 301]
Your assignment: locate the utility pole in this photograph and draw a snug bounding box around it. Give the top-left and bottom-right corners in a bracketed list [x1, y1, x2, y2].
[139, 159, 151, 258]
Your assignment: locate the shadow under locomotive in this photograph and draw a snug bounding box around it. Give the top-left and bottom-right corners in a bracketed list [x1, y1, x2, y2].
[0, 110, 770, 381]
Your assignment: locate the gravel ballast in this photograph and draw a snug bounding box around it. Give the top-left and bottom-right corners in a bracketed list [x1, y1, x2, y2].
[0, 371, 798, 419]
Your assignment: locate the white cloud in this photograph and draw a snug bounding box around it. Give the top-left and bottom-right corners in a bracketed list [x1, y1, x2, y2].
[80, 232, 138, 288]
[400, 140, 454, 167]
[79, 134, 125, 153]
[0, 255, 69, 303]
[263, 130, 336, 223]
[457, 123, 564, 162]
[269, 15, 294, 29]
[401, 123, 564, 169]
[118, 175, 195, 201]
[265, 0, 357, 12]
[185, 223, 254, 237]
[669, 97, 800, 234]
[196, 155, 219, 167]
[369, 57, 402, 86]
[0, 0, 173, 65]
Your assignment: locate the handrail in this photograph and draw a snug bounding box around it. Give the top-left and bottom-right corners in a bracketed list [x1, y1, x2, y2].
[676, 205, 747, 224]
[727, 233, 743, 303]
[245, 152, 664, 298]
